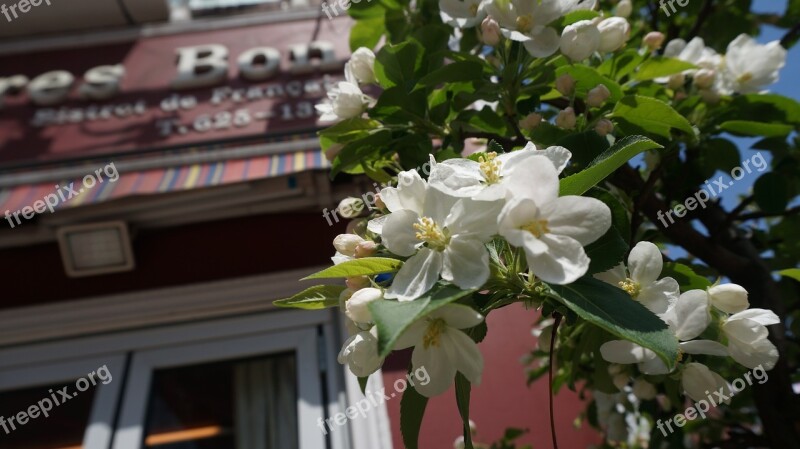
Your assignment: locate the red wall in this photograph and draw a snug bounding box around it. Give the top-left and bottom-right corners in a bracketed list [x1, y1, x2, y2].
[382, 303, 600, 449]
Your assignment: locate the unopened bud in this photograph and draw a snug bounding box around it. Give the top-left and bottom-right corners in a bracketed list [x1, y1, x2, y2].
[345, 287, 383, 323]
[667, 72, 685, 90]
[643, 31, 666, 51]
[481, 16, 501, 46]
[586, 84, 611, 107]
[556, 74, 576, 97]
[324, 143, 343, 162]
[346, 218, 367, 235]
[345, 276, 371, 290]
[595, 118, 614, 136]
[560, 20, 600, 61]
[354, 240, 378, 258]
[674, 91, 688, 101]
[616, 0, 632, 18]
[337, 197, 365, 219]
[518, 112, 543, 131]
[612, 373, 630, 391]
[693, 69, 716, 89]
[556, 107, 577, 130]
[597, 17, 630, 53]
[333, 234, 365, 256]
[632, 378, 657, 400]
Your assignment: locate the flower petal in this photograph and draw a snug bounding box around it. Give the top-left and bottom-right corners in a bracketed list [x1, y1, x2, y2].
[707, 284, 749, 314]
[628, 241, 664, 285]
[444, 198, 503, 239]
[663, 289, 710, 341]
[442, 237, 491, 290]
[728, 337, 779, 370]
[727, 308, 780, 326]
[503, 156, 559, 205]
[385, 248, 443, 301]
[680, 339, 728, 356]
[541, 196, 612, 246]
[599, 340, 647, 364]
[412, 339, 458, 397]
[446, 329, 484, 385]
[638, 277, 680, 315]
[381, 209, 421, 257]
[523, 27, 561, 57]
[435, 303, 484, 329]
[527, 234, 590, 284]
[428, 158, 484, 198]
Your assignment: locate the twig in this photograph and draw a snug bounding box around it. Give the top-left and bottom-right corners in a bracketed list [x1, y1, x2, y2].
[737, 205, 800, 221]
[548, 313, 563, 449]
[687, 0, 715, 39]
[780, 21, 800, 49]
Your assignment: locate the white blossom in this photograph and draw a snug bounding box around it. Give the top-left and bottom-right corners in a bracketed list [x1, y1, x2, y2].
[681, 362, 731, 403]
[560, 20, 600, 61]
[316, 81, 372, 121]
[440, 0, 486, 28]
[498, 156, 611, 284]
[345, 287, 384, 323]
[722, 308, 780, 370]
[344, 47, 377, 85]
[394, 304, 484, 397]
[719, 34, 787, 94]
[597, 17, 630, 53]
[338, 326, 383, 377]
[596, 242, 680, 315]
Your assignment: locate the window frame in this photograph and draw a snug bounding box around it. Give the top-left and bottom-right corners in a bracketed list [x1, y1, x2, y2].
[0, 354, 128, 449]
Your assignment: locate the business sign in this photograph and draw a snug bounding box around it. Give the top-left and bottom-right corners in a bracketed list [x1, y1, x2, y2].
[0, 18, 351, 167]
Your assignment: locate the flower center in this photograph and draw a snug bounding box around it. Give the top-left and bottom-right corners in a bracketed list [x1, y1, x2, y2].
[413, 217, 449, 251]
[423, 318, 447, 349]
[478, 151, 502, 185]
[737, 72, 754, 83]
[516, 15, 533, 33]
[618, 278, 641, 298]
[469, 2, 478, 16]
[521, 219, 550, 238]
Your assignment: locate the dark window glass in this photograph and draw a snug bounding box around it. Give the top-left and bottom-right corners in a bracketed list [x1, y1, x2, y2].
[143, 352, 298, 449]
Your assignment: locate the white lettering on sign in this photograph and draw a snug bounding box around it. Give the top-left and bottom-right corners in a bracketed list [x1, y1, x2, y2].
[0, 41, 342, 108]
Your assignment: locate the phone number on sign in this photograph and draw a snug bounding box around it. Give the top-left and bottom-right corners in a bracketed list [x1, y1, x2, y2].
[155, 101, 317, 136]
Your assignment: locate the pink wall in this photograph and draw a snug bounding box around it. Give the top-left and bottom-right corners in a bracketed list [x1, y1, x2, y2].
[382, 303, 601, 449]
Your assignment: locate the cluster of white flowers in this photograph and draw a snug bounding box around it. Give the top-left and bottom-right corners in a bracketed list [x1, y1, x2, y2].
[596, 242, 779, 403]
[316, 47, 377, 122]
[658, 34, 787, 97]
[335, 143, 612, 396]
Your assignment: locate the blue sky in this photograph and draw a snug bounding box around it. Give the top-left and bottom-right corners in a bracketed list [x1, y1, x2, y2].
[661, 0, 797, 261]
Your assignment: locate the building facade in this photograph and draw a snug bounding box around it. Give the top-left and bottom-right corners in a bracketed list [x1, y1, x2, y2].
[0, 2, 599, 448]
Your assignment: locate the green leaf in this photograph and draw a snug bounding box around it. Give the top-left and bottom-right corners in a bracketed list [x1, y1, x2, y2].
[754, 173, 789, 214]
[369, 285, 477, 357]
[350, 16, 385, 50]
[556, 65, 623, 102]
[599, 49, 645, 82]
[612, 95, 696, 139]
[779, 268, 800, 282]
[584, 226, 628, 275]
[719, 120, 794, 137]
[358, 376, 369, 395]
[417, 61, 484, 88]
[400, 383, 428, 449]
[661, 262, 711, 292]
[273, 285, 346, 309]
[559, 135, 663, 196]
[455, 373, 474, 449]
[556, 9, 601, 27]
[544, 277, 680, 371]
[374, 40, 424, 89]
[302, 257, 403, 280]
[633, 57, 696, 81]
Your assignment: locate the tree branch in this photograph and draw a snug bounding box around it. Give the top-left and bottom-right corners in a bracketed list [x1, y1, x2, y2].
[781, 21, 800, 49]
[687, 0, 715, 39]
[737, 205, 800, 221]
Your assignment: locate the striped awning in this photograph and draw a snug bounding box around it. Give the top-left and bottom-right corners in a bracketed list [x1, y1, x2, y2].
[0, 149, 329, 214]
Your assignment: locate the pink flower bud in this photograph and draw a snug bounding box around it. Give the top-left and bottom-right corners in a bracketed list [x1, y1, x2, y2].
[595, 119, 614, 136]
[556, 107, 577, 130]
[354, 240, 378, 258]
[481, 16, 501, 46]
[324, 143, 343, 161]
[586, 84, 611, 107]
[556, 74, 576, 97]
[643, 32, 666, 51]
[693, 69, 716, 89]
[518, 112, 543, 131]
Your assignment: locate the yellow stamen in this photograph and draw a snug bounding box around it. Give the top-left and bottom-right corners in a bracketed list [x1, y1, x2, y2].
[423, 318, 447, 349]
[478, 152, 502, 185]
[469, 3, 478, 16]
[737, 72, 754, 83]
[413, 217, 449, 251]
[521, 219, 550, 238]
[618, 278, 641, 298]
[516, 15, 533, 33]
